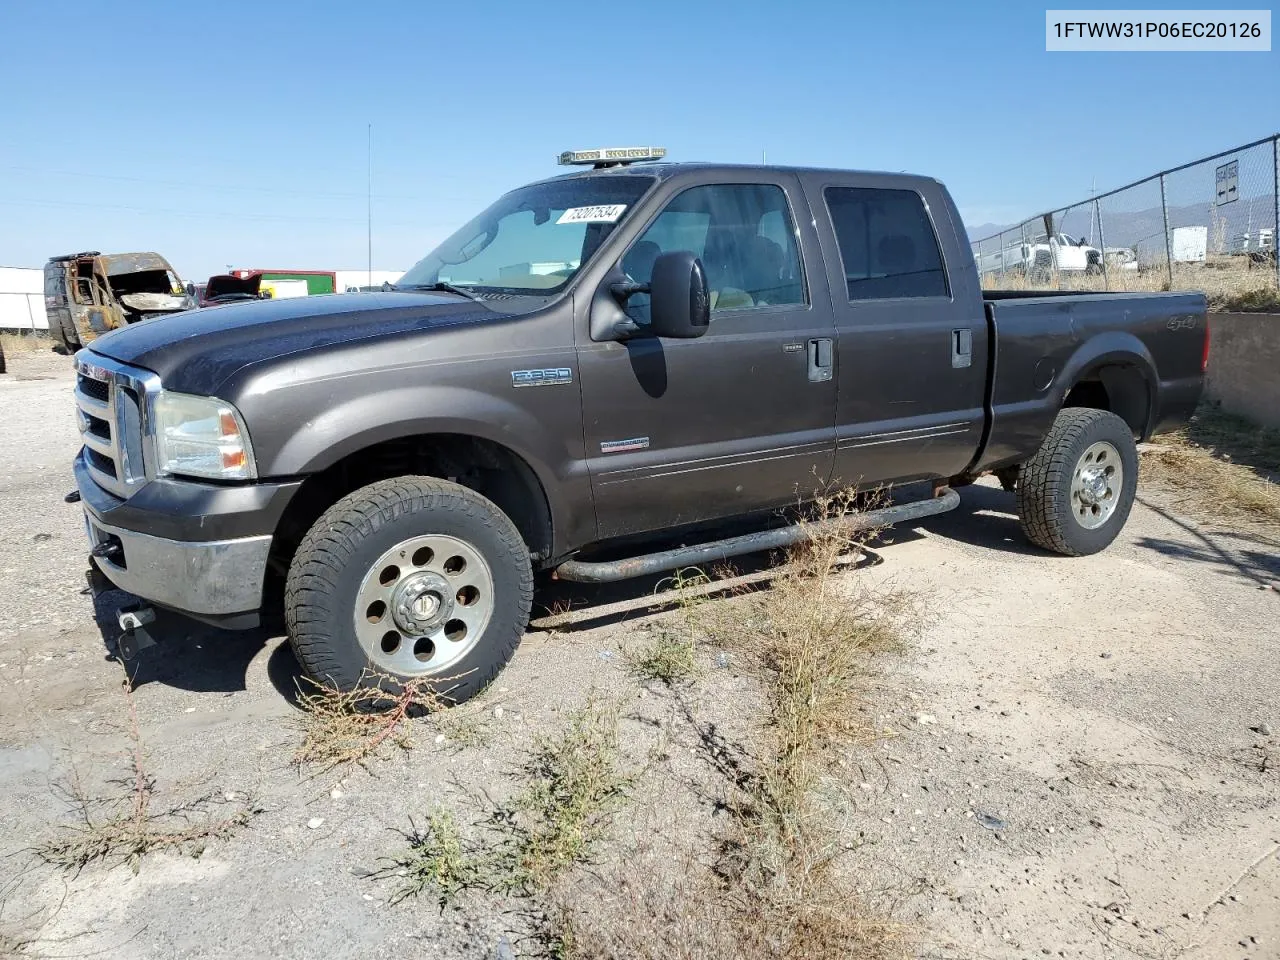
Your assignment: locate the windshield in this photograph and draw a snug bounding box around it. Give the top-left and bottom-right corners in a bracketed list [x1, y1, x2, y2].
[398, 175, 655, 297]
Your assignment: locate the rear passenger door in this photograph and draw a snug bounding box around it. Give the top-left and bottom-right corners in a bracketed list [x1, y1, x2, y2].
[800, 175, 988, 488]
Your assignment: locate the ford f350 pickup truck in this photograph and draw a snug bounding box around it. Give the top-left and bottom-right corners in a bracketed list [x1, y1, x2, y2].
[70, 148, 1207, 703]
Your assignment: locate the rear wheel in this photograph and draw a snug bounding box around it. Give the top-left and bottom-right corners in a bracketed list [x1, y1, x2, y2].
[284, 477, 533, 704]
[1016, 408, 1138, 556]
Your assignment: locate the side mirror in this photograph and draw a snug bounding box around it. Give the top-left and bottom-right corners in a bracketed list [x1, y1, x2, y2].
[184, 282, 196, 296]
[648, 251, 710, 339]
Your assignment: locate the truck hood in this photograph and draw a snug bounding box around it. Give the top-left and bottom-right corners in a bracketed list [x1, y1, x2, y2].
[88, 291, 500, 396]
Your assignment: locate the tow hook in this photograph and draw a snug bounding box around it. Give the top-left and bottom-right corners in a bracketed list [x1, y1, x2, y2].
[116, 604, 158, 661]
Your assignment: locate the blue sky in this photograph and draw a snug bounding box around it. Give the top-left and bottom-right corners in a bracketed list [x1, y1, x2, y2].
[1, 0, 1275, 280]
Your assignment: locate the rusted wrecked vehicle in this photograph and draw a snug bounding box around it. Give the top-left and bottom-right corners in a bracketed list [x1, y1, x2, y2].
[43, 251, 193, 353]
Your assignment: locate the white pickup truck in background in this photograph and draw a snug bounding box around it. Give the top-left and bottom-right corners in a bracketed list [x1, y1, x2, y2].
[978, 232, 1103, 278]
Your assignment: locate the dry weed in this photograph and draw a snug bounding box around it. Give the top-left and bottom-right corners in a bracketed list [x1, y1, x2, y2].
[35, 680, 257, 874]
[0, 879, 46, 959]
[625, 626, 700, 686]
[625, 572, 710, 687]
[549, 490, 914, 959]
[1143, 406, 1280, 524]
[980, 255, 1279, 312]
[0, 332, 45, 355]
[377, 700, 630, 906]
[377, 810, 489, 907]
[293, 673, 444, 772]
[501, 701, 630, 890]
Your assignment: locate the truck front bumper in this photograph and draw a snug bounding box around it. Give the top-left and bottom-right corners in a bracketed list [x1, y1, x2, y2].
[74, 452, 302, 626]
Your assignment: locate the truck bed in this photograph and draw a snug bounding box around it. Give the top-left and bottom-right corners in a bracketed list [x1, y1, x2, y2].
[973, 290, 1207, 475]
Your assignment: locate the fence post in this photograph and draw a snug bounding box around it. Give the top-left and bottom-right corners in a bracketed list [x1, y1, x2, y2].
[1095, 198, 1108, 290]
[1159, 173, 1174, 288]
[1273, 134, 1279, 290]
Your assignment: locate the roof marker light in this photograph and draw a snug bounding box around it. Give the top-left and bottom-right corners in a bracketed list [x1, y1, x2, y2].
[557, 147, 667, 169]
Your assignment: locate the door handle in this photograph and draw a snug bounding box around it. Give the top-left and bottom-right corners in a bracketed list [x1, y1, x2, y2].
[808, 338, 833, 382]
[951, 328, 973, 369]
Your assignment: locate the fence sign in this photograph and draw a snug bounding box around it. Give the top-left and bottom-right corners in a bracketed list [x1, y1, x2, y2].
[1215, 159, 1239, 205]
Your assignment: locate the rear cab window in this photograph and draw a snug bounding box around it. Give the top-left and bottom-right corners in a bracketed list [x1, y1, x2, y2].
[823, 187, 949, 300]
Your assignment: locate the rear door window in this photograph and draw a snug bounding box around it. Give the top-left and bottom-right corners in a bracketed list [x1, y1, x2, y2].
[823, 187, 949, 300]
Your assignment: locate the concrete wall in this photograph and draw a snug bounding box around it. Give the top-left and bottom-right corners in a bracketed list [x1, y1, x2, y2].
[1205, 312, 1280, 429]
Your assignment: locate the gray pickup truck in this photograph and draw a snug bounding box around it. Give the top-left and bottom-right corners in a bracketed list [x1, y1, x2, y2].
[70, 148, 1207, 702]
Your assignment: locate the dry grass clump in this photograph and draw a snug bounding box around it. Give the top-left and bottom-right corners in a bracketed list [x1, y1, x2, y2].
[0, 879, 46, 959]
[625, 627, 700, 685]
[1143, 406, 1280, 524]
[979, 254, 1279, 311]
[377, 700, 630, 905]
[0, 332, 46, 355]
[36, 680, 257, 874]
[549, 491, 914, 959]
[502, 701, 630, 889]
[625, 568, 710, 686]
[379, 810, 486, 907]
[293, 673, 446, 772]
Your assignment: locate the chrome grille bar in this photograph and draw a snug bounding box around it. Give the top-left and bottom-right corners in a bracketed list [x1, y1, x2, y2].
[73, 351, 161, 499]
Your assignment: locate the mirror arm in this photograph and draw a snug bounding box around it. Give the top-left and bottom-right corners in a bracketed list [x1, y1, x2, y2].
[610, 280, 650, 300]
[607, 281, 651, 340]
[612, 319, 643, 339]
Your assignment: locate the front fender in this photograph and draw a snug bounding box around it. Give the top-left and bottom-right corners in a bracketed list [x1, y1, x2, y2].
[256, 382, 591, 552]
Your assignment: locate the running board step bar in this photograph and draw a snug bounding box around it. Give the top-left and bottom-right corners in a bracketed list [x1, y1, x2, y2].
[554, 487, 960, 583]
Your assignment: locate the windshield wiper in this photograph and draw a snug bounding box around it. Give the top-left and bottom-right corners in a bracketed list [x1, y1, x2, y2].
[395, 281, 481, 302]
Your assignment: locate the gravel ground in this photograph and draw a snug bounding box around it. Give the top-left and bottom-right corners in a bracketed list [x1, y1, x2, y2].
[1, 347, 1277, 959]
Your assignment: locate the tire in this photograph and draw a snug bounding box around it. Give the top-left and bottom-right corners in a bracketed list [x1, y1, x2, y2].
[284, 476, 533, 704]
[1016, 408, 1138, 556]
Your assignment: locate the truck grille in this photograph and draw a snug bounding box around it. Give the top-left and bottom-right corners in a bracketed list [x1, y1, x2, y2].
[74, 353, 159, 499]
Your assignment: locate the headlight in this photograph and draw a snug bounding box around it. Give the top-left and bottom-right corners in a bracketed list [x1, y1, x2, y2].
[151, 391, 256, 481]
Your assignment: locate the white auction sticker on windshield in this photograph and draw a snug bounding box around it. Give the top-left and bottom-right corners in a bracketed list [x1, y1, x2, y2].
[557, 204, 627, 225]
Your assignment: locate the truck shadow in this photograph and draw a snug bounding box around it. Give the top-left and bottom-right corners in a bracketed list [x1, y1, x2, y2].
[93, 487, 1041, 700]
[906, 483, 1047, 557]
[1132, 496, 1280, 587]
[88, 580, 301, 699]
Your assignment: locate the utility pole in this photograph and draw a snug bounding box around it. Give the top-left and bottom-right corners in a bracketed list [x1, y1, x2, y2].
[367, 123, 373, 289]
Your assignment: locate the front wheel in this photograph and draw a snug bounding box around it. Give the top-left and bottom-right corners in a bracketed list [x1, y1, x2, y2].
[1016, 408, 1138, 556]
[284, 477, 533, 704]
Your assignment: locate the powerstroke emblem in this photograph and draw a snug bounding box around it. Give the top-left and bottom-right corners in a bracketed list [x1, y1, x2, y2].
[600, 437, 650, 454]
[511, 368, 573, 387]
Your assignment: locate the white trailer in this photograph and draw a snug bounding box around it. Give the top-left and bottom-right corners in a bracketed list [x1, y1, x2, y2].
[1171, 226, 1207, 263]
[335, 269, 405, 293]
[0, 266, 48, 331]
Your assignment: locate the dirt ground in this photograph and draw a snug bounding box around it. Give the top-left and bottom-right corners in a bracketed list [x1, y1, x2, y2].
[2, 346, 1277, 959]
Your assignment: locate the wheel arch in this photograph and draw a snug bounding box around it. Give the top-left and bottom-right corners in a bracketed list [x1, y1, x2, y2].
[264, 432, 558, 617]
[1056, 334, 1159, 439]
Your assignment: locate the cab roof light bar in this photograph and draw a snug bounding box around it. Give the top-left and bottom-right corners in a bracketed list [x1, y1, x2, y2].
[557, 146, 667, 169]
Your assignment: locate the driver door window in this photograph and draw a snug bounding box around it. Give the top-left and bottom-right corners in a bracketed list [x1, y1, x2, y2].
[622, 183, 806, 322]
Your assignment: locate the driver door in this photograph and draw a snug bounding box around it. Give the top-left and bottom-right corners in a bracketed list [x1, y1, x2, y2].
[576, 176, 838, 540]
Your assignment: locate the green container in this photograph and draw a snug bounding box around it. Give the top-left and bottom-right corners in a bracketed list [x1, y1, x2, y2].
[258, 272, 336, 295]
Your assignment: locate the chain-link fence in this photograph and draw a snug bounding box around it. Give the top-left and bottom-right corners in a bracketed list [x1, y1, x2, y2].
[971, 134, 1280, 308]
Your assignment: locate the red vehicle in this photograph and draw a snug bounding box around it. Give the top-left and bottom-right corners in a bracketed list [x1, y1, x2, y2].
[187, 275, 267, 307]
